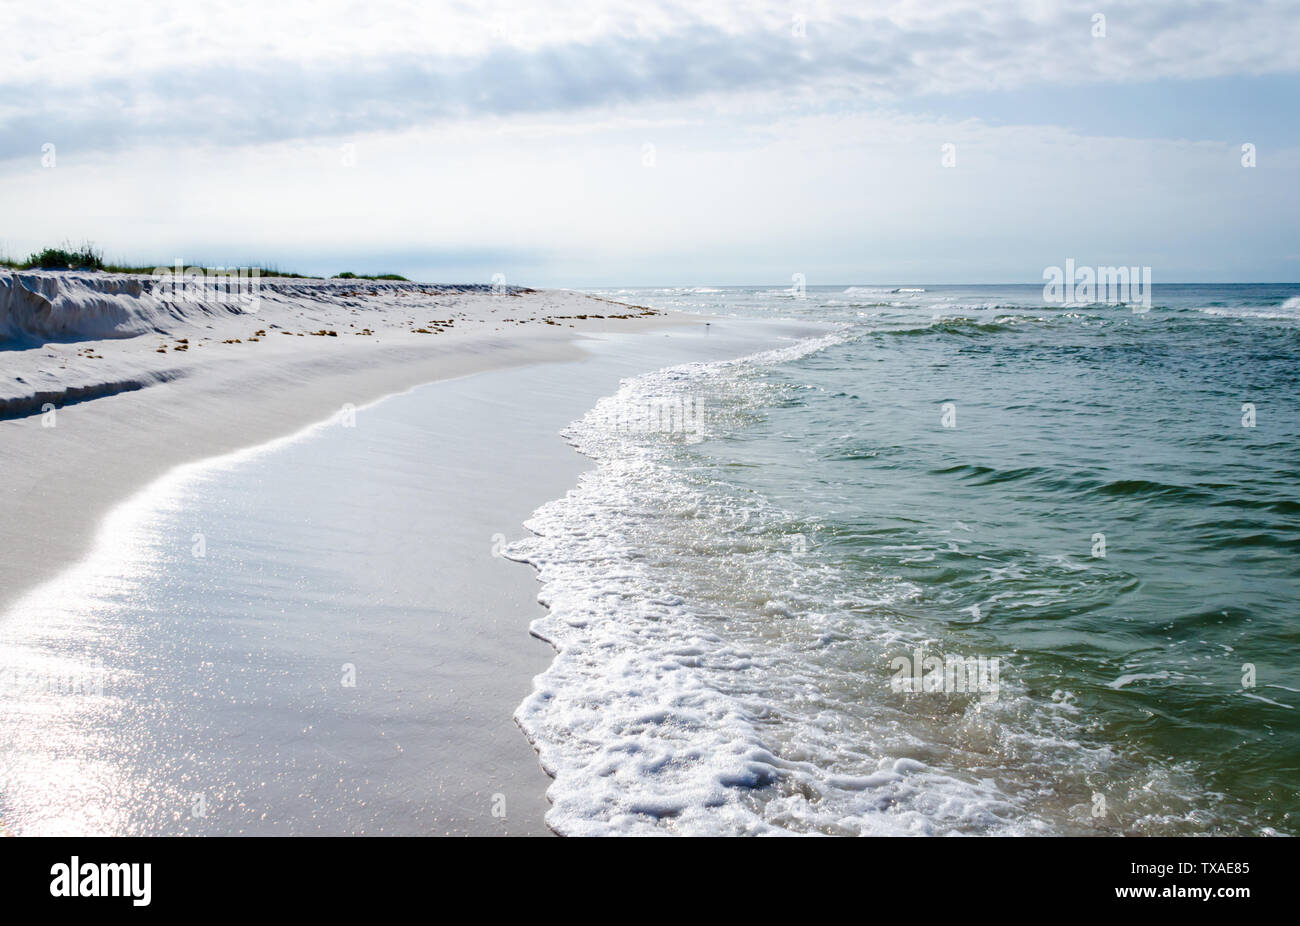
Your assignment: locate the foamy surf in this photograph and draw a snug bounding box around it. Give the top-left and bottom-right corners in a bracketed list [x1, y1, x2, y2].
[505, 335, 1153, 834]
[509, 284, 1296, 836]
[509, 336, 1040, 835]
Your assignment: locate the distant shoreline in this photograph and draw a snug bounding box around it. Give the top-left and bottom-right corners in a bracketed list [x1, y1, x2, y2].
[0, 243, 407, 281]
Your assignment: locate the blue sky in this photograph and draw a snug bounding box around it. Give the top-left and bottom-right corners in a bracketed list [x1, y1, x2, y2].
[907, 74, 1300, 149]
[0, 1, 1297, 284]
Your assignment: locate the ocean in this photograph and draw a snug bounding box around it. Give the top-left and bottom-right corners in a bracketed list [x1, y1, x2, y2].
[511, 284, 1300, 835]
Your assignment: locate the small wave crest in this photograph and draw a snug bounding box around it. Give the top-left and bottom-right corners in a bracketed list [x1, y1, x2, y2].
[504, 331, 1204, 835]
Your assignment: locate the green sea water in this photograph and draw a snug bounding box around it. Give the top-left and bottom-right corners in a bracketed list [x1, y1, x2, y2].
[517, 283, 1299, 834]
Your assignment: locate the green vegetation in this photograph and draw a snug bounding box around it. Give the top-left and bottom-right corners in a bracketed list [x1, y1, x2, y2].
[0, 243, 409, 281]
[7, 242, 106, 271]
[0, 243, 310, 277]
[333, 272, 409, 281]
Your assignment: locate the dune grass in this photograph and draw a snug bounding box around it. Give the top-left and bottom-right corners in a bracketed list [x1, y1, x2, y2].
[0, 241, 390, 279]
[5, 243, 107, 271]
[333, 271, 409, 281]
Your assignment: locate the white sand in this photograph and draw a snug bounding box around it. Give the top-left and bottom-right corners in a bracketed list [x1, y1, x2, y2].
[0, 271, 823, 835]
[0, 271, 684, 612]
[0, 322, 820, 836]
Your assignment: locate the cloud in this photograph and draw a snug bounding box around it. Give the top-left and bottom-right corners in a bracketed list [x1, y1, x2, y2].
[3, 1, 1296, 283]
[2, 0, 1298, 159]
[4, 104, 1295, 283]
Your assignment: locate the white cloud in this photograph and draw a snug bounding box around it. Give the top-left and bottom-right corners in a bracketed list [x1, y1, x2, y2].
[1, 0, 1297, 157]
[2, 1, 1297, 281]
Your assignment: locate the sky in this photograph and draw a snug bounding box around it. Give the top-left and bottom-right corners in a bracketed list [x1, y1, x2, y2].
[1, 0, 1297, 285]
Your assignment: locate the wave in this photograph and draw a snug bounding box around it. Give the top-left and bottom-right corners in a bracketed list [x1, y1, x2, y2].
[841, 286, 893, 296]
[500, 309, 1288, 834]
[506, 333, 1057, 834]
[502, 330, 1234, 836]
[842, 286, 927, 296]
[880, 316, 1035, 338]
[1196, 295, 1300, 320]
[930, 465, 1253, 507]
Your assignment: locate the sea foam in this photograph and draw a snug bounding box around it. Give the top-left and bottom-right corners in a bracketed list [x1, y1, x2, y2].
[507, 334, 1067, 835]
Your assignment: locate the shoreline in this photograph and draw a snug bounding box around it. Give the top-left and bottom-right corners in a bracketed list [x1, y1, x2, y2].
[0, 273, 693, 614]
[0, 298, 822, 835]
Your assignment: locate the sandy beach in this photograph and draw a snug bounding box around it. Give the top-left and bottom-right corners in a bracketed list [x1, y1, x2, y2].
[0, 269, 818, 835]
[0, 272, 681, 613]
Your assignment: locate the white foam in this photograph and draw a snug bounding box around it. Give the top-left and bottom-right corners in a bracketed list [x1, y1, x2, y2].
[1197, 296, 1300, 320]
[504, 310, 1255, 835]
[1108, 671, 1173, 690]
[507, 333, 1074, 835]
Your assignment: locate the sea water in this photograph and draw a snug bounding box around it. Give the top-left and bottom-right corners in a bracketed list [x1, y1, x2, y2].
[510, 284, 1300, 835]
